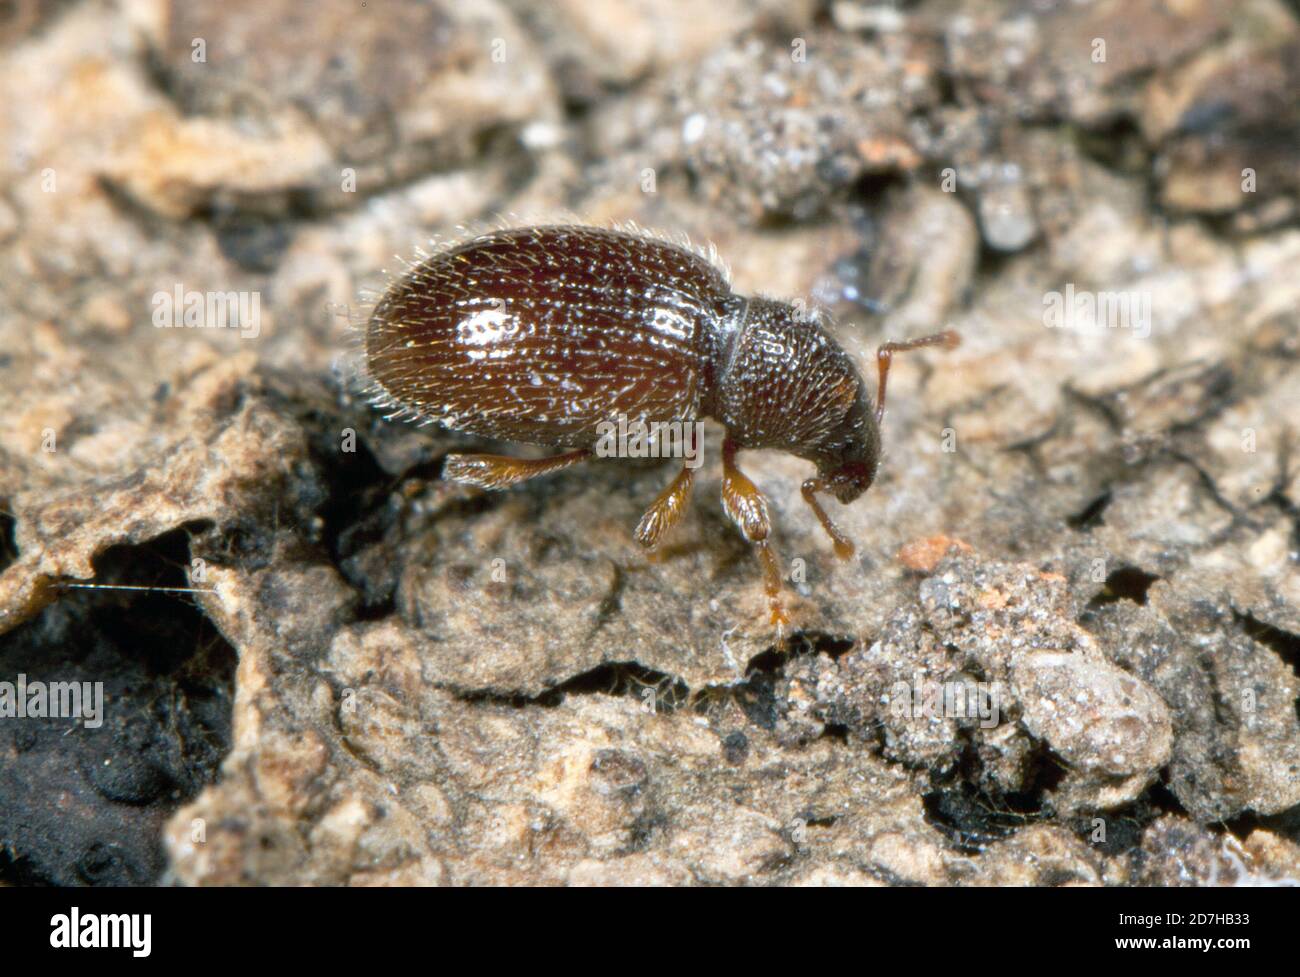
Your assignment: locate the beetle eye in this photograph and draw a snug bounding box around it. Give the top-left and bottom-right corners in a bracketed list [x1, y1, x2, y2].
[839, 461, 870, 483]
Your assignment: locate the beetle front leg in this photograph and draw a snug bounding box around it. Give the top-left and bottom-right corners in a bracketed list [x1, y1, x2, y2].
[721, 439, 790, 644]
[801, 478, 856, 559]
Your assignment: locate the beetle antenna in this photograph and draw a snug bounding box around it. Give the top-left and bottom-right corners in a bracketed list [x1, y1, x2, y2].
[875, 330, 960, 424]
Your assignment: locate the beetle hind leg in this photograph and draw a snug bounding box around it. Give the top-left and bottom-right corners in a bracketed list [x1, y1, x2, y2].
[635, 464, 696, 553]
[442, 449, 590, 489]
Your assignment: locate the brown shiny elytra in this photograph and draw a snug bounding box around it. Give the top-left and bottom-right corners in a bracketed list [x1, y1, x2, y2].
[365, 224, 958, 638]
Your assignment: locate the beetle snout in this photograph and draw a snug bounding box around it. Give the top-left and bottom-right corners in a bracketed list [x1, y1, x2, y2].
[823, 460, 874, 504]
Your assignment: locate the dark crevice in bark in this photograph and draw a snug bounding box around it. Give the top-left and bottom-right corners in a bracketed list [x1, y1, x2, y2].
[0, 528, 236, 886]
[1088, 565, 1160, 607]
[451, 661, 691, 713]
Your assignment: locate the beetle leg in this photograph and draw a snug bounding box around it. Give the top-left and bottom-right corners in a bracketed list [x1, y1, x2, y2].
[801, 478, 856, 559]
[720, 439, 790, 644]
[635, 464, 696, 552]
[442, 449, 590, 489]
[875, 330, 961, 424]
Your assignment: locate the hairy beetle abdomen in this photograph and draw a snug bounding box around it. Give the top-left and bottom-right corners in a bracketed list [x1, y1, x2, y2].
[366, 225, 739, 447]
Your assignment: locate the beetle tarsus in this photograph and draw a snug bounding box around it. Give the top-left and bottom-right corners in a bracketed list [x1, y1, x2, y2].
[758, 540, 791, 648]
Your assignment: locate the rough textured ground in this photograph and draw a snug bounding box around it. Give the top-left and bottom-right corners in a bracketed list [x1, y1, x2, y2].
[0, 0, 1297, 885]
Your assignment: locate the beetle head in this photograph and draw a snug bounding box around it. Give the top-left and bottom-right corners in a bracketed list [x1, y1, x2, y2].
[811, 389, 881, 504]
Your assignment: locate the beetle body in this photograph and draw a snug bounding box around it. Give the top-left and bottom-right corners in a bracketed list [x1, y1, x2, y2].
[366, 224, 956, 637]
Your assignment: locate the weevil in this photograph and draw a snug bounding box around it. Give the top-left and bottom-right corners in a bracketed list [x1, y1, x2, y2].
[364, 224, 958, 637]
